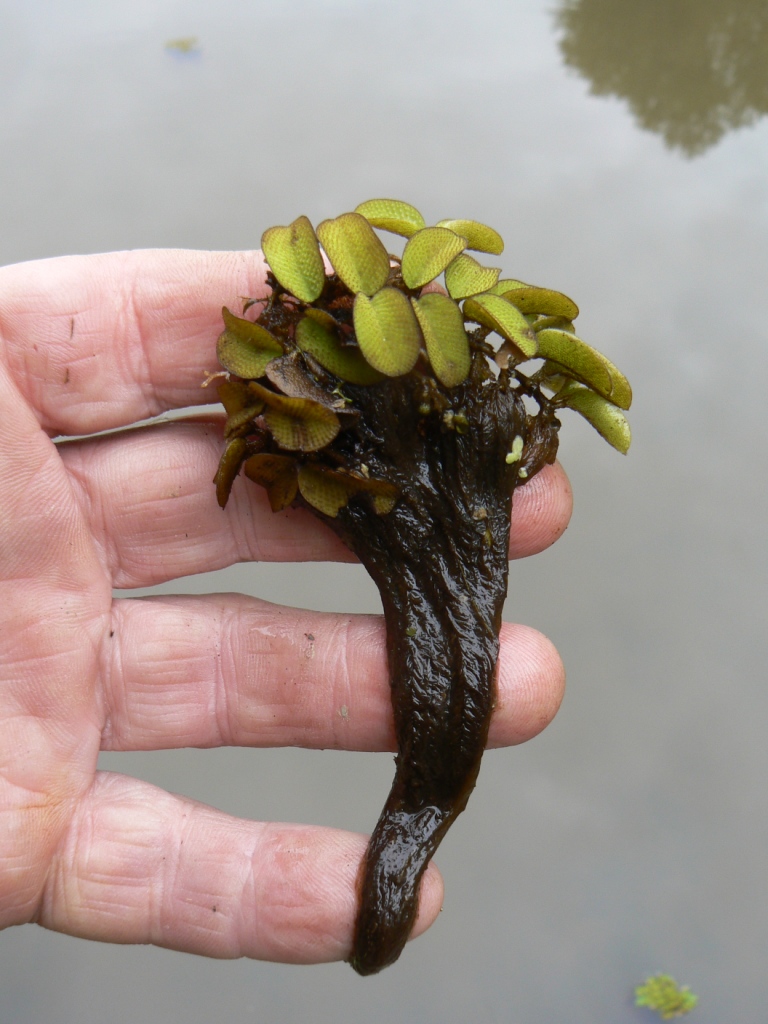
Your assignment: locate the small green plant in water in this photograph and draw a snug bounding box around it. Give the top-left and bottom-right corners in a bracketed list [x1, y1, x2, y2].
[213, 199, 632, 975]
[635, 974, 699, 1019]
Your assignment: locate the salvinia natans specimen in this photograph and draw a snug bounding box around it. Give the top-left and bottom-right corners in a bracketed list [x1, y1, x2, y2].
[212, 199, 632, 975]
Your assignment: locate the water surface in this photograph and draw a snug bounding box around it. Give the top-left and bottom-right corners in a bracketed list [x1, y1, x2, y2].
[1, 2, 766, 1020]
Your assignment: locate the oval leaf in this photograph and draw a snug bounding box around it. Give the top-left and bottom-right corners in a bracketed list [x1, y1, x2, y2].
[244, 453, 298, 511]
[249, 382, 341, 451]
[316, 212, 390, 295]
[346, 472, 399, 514]
[353, 288, 422, 377]
[401, 227, 467, 289]
[264, 405, 340, 452]
[297, 465, 399, 517]
[216, 307, 283, 379]
[261, 215, 325, 302]
[559, 388, 631, 454]
[533, 316, 576, 334]
[303, 307, 339, 331]
[354, 198, 426, 238]
[436, 219, 504, 255]
[411, 293, 471, 387]
[444, 253, 501, 299]
[537, 361, 576, 393]
[463, 293, 538, 358]
[536, 329, 632, 410]
[360, 478, 399, 515]
[297, 465, 351, 517]
[264, 353, 351, 407]
[224, 403, 264, 438]
[485, 278, 527, 295]
[499, 285, 579, 320]
[213, 437, 247, 508]
[296, 316, 384, 385]
[217, 379, 255, 417]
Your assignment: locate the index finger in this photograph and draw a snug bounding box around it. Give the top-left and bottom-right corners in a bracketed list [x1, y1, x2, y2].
[0, 250, 269, 437]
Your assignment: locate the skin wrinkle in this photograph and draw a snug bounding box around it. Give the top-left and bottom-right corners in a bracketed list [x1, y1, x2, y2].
[335, 615, 392, 751]
[7, 268, 88, 432]
[0, 842, 41, 925]
[230, 602, 279, 746]
[119, 263, 165, 425]
[159, 804, 192, 949]
[99, 602, 123, 748]
[53, 778, 147, 940]
[218, 601, 244, 748]
[332, 617, 358, 750]
[62, 445, 121, 587]
[94, 783, 149, 930]
[0, 617, 89, 723]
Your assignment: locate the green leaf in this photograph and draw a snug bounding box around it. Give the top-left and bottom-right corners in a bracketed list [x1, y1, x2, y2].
[533, 316, 576, 334]
[354, 198, 426, 238]
[223, 403, 264, 438]
[216, 307, 283, 379]
[217, 379, 256, 417]
[499, 285, 579, 320]
[436, 219, 504, 255]
[316, 212, 391, 295]
[297, 464, 351, 517]
[303, 307, 339, 330]
[353, 288, 422, 377]
[261, 215, 325, 302]
[463, 293, 538, 358]
[296, 316, 385, 385]
[297, 465, 399, 517]
[411, 293, 471, 387]
[536, 328, 632, 409]
[248, 382, 341, 451]
[444, 253, 501, 299]
[485, 278, 527, 295]
[401, 227, 467, 289]
[558, 388, 631, 454]
[243, 453, 298, 511]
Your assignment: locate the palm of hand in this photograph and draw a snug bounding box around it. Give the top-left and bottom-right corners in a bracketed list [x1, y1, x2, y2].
[0, 250, 569, 962]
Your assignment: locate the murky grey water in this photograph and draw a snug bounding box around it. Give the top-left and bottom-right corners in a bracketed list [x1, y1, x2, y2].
[1, 1, 767, 1020]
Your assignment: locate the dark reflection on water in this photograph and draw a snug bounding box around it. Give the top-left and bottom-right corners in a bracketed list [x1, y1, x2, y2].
[555, 0, 768, 155]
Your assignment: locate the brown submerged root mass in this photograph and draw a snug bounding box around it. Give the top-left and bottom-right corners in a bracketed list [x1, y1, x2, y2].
[212, 200, 630, 974]
[331, 368, 558, 974]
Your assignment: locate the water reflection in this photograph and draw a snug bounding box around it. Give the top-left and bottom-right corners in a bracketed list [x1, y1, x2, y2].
[555, 0, 768, 155]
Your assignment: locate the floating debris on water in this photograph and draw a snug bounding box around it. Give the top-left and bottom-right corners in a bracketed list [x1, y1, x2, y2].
[165, 37, 200, 56]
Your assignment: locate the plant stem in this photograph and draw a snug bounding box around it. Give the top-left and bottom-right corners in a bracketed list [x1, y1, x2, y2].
[317, 363, 556, 973]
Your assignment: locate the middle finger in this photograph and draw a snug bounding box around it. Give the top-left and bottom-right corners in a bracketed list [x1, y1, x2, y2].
[61, 420, 573, 589]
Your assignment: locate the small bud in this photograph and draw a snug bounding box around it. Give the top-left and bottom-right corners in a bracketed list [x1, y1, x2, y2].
[505, 436, 525, 464]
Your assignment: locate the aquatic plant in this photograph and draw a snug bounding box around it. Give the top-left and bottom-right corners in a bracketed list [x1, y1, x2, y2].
[213, 199, 631, 974]
[635, 973, 699, 1019]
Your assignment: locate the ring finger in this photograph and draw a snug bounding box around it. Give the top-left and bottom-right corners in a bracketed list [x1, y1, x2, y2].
[102, 592, 565, 753]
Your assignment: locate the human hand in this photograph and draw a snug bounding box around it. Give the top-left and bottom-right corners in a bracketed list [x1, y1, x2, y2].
[0, 250, 571, 963]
